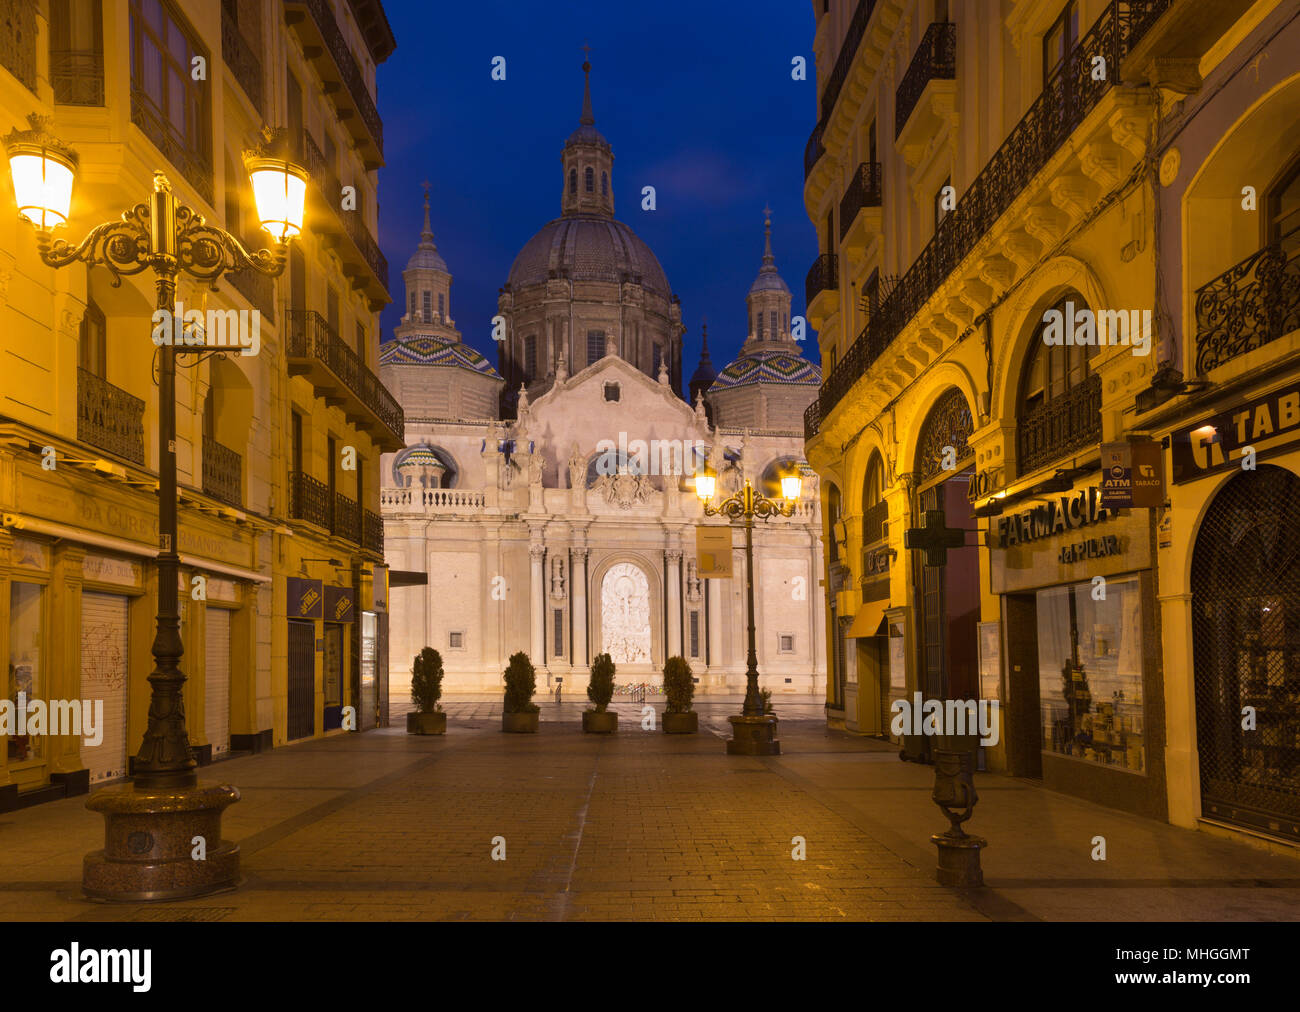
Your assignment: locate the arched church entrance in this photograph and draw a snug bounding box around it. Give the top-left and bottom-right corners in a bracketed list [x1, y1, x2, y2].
[601, 562, 652, 665]
[1192, 465, 1300, 840]
[907, 388, 980, 759]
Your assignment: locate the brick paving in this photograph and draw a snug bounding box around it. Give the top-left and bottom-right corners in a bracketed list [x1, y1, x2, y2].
[1, 699, 1297, 921]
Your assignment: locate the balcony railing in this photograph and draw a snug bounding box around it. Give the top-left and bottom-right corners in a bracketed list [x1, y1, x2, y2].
[333, 492, 360, 543]
[130, 87, 213, 205]
[78, 368, 145, 465]
[1194, 226, 1300, 375]
[51, 50, 104, 106]
[862, 499, 889, 546]
[285, 0, 384, 160]
[226, 261, 276, 321]
[221, 5, 264, 114]
[381, 486, 488, 511]
[820, 0, 879, 122]
[362, 508, 383, 555]
[299, 129, 389, 295]
[895, 22, 957, 140]
[805, 118, 827, 180]
[0, 0, 36, 92]
[1017, 374, 1102, 475]
[839, 162, 883, 240]
[285, 309, 404, 446]
[805, 0, 1172, 438]
[806, 253, 839, 306]
[202, 435, 242, 508]
[289, 470, 330, 528]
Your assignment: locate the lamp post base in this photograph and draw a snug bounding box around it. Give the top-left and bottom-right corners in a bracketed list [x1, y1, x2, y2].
[931, 832, 987, 887]
[726, 714, 781, 755]
[82, 781, 241, 902]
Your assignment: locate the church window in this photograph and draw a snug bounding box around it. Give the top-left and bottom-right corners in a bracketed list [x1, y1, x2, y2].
[409, 290, 415, 319]
[422, 290, 432, 322]
[438, 292, 445, 319]
[603, 382, 620, 402]
[770, 311, 777, 336]
[689, 611, 700, 658]
[524, 334, 537, 379]
[601, 171, 608, 196]
[587, 329, 605, 365]
[779, 634, 795, 654]
[554, 610, 564, 657]
[585, 167, 594, 192]
[569, 169, 577, 195]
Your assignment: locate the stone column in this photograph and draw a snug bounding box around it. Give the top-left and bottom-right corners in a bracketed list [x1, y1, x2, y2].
[665, 548, 682, 662]
[529, 541, 546, 680]
[572, 548, 588, 670]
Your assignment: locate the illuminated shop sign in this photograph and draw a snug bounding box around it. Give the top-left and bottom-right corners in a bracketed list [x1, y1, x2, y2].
[988, 487, 1117, 549]
[1171, 382, 1300, 484]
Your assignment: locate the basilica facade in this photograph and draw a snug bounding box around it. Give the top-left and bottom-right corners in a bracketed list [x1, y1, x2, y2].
[379, 63, 826, 701]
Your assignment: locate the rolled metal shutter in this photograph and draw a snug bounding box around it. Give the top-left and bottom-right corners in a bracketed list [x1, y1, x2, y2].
[80, 592, 130, 784]
[205, 607, 231, 757]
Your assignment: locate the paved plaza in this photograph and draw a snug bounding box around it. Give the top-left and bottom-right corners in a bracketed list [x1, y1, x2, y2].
[2, 699, 1298, 921]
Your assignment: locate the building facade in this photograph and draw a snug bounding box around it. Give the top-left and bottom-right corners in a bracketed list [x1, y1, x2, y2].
[0, 0, 398, 811]
[381, 65, 826, 706]
[803, 0, 1298, 849]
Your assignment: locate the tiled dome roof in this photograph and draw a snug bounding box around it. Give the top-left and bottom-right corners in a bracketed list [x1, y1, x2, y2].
[506, 216, 671, 296]
[380, 336, 500, 378]
[710, 349, 821, 391]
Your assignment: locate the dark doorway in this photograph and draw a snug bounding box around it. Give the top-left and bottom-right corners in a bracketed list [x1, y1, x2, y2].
[287, 619, 316, 741]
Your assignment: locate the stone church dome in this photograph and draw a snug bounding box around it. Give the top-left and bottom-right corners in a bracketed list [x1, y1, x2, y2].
[507, 215, 671, 296]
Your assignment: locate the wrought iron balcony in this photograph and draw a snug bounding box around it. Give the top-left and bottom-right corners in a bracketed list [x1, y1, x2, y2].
[285, 309, 404, 451]
[895, 22, 957, 141]
[202, 435, 242, 508]
[51, 50, 104, 106]
[298, 129, 390, 303]
[221, 5, 264, 114]
[226, 259, 276, 322]
[0, 1, 36, 92]
[820, 0, 879, 123]
[288, 470, 330, 529]
[805, 0, 1173, 438]
[803, 399, 821, 442]
[1017, 374, 1102, 475]
[805, 118, 827, 179]
[862, 499, 889, 546]
[839, 162, 883, 241]
[284, 0, 384, 167]
[362, 508, 383, 555]
[77, 368, 144, 465]
[333, 492, 360, 544]
[130, 86, 213, 205]
[806, 253, 839, 306]
[1194, 226, 1300, 375]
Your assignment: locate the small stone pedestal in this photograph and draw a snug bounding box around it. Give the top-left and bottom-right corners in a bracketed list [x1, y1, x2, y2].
[726, 714, 780, 755]
[931, 832, 987, 887]
[83, 781, 240, 902]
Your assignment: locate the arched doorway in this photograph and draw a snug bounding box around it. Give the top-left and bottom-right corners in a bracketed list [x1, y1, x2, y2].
[1192, 465, 1300, 840]
[601, 563, 651, 664]
[912, 388, 978, 710]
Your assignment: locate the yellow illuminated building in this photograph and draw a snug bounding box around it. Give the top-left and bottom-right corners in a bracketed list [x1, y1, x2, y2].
[804, 0, 1300, 849]
[0, 0, 399, 810]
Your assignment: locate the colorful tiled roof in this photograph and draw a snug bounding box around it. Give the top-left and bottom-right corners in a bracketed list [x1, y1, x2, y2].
[379, 336, 500, 378]
[710, 350, 821, 390]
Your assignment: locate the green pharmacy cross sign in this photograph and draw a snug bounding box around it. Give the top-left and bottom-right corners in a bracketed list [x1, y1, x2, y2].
[904, 509, 967, 568]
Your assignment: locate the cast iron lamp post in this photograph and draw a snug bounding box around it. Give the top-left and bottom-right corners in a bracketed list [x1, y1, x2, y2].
[5, 114, 306, 900]
[695, 470, 802, 755]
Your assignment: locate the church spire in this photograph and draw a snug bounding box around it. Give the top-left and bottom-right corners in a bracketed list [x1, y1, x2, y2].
[420, 181, 434, 243]
[760, 204, 777, 273]
[562, 47, 614, 218]
[580, 43, 594, 125]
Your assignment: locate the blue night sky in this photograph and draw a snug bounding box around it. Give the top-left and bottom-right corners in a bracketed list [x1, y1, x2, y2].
[374, 0, 821, 382]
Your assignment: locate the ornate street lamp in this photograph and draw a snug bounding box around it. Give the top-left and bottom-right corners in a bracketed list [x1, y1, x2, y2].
[5, 115, 305, 901]
[695, 469, 801, 755]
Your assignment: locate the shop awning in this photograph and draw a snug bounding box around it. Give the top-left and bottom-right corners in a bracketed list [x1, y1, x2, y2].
[847, 598, 888, 638]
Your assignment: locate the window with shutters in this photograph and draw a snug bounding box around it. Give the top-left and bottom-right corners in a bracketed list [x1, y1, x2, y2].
[79, 298, 107, 376]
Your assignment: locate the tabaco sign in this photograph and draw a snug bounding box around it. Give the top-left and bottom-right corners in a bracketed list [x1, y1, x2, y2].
[1172, 382, 1300, 484]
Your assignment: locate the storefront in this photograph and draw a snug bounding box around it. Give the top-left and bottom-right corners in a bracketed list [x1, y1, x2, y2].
[990, 481, 1167, 819]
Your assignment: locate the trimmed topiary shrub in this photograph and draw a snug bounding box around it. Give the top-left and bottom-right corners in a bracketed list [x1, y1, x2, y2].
[504, 651, 539, 714]
[587, 653, 616, 713]
[663, 656, 694, 713]
[410, 647, 444, 714]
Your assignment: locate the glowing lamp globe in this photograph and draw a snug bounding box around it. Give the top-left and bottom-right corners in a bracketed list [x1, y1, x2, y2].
[5, 116, 77, 231]
[780, 474, 803, 502]
[695, 474, 716, 502]
[245, 155, 307, 241]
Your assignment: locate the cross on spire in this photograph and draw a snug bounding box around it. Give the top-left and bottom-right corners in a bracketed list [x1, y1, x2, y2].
[903, 509, 968, 568]
[579, 43, 594, 124]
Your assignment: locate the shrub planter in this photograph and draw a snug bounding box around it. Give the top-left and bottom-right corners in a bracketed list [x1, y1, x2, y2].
[407, 711, 446, 735]
[502, 711, 539, 733]
[663, 711, 698, 734]
[582, 710, 618, 734]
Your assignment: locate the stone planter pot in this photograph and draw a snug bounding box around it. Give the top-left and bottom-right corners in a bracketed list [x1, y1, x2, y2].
[662, 711, 698, 734]
[407, 711, 446, 735]
[502, 711, 540, 733]
[582, 710, 618, 734]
